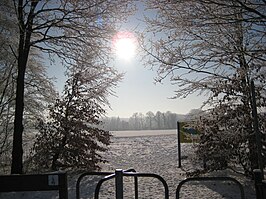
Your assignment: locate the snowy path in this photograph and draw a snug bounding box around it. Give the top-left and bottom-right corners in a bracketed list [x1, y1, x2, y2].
[1, 134, 257, 199]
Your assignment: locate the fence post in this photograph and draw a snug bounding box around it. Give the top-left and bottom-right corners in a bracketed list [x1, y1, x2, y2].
[115, 169, 123, 199]
[177, 121, 181, 168]
[58, 173, 68, 199]
[254, 169, 264, 199]
[134, 174, 138, 199]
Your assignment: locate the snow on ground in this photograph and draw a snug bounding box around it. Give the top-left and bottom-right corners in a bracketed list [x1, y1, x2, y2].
[0, 132, 257, 199]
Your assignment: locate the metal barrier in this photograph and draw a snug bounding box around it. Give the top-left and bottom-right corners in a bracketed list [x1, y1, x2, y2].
[76, 171, 113, 199]
[176, 176, 245, 199]
[76, 169, 138, 199]
[77, 169, 247, 199]
[76, 169, 169, 199]
[94, 169, 139, 199]
[0, 172, 68, 199]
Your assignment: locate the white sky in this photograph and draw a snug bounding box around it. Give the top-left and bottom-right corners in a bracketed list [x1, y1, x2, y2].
[47, 1, 207, 118]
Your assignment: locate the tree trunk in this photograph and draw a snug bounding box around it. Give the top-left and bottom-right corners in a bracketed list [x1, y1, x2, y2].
[51, 134, 68, 171]
[51, 153, 60, 171]
[11, 31, 29, 174]
[11, 0, 37, 174]
[11, 60, 25, 174]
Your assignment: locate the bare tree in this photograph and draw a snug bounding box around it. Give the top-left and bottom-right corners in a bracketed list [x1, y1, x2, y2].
[142, 0, 265, 100]
[146, 111, 155, 129]
[155, 111, 162, 129]
[0, 0, 56, 173]
[142, 0, 266, 175]
[5, 0, 134, 174]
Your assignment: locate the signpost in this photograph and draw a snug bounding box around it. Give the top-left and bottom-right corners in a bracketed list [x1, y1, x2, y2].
[177, 121, 181, 168]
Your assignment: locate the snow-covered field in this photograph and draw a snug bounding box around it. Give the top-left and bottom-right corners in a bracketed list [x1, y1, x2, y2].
[1, 131, 257, 199]
[111, 129, 177, 137]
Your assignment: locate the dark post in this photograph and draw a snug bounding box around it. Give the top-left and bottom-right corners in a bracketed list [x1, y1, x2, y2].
[177, 121, 181, 168]
[115, 169, 123, 199]
[134, 175, 138, 199]
[254, 169, 264, 199]
[250, 80, 264, 178]
[58, 173, 68, 199]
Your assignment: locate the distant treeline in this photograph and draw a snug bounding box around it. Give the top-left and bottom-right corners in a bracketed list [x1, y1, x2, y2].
[102, 110, 201, 131]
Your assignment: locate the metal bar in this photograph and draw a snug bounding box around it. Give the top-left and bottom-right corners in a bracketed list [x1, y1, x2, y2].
[77, 169, 168, 199]
[93, 169, 136, 199]
[125, 169, 139, 198]
[94, 173, 116, 199]
[115, 169, 123, 199]
[123, 169, 139, 199]
[123, 172, 169, 199]
[176, 176, 245, 199]
[75, 171, 113, 199]
[120, 169, 138, 199]
[82, 169, 138, 199]
[134, 174, 138, 199]
[177, 121, 181, 168]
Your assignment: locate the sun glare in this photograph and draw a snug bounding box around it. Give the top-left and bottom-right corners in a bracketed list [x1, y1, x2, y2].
[113, 31, 137, 61]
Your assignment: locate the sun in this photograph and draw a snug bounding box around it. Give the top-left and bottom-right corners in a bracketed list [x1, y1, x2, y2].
[112, 31, 137, 61]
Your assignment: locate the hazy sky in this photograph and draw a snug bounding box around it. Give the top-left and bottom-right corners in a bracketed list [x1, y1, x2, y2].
[107, 2, 207, 118]
[108, 58, 206, 118]
[47, 1, 206, 118]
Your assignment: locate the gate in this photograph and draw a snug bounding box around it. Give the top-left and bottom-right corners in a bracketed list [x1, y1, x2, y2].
[76, 169, 169, 199]
[77, 169, 247, 199]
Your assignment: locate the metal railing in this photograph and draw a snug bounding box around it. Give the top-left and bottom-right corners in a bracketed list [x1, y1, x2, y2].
[77, 168, 248, 199]
[76, 169, 169, 199]
[94, 169, 139, 199]
[176, 176, 245, 199]
[76, 171, 113, 199]
[76, 169, 137, 199]
[114, 170, 169, 199]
